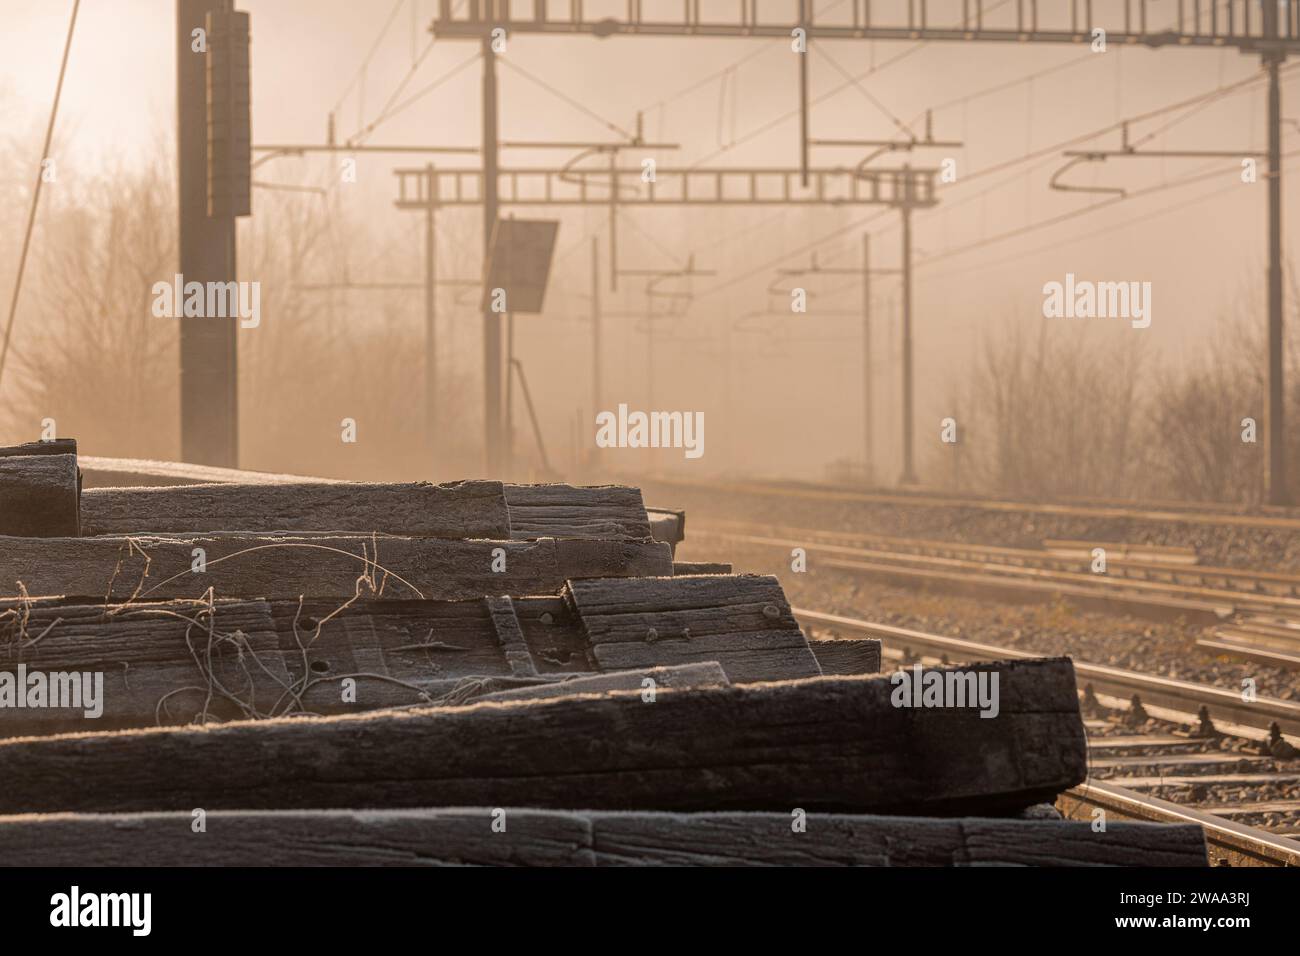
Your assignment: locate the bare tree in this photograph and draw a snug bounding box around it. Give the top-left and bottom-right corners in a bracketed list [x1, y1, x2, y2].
[3, 153, 179, 458]
[935, 321, 1148, 499]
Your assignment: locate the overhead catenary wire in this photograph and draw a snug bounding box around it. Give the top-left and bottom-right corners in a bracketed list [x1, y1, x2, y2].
[913, 177, 1296, 290]
[919, 51, 1099, 119]
[934, 68, 1277, 193]
[685, 40, 930, 171]
[0, 0, 80, 395]
[810, 41, 915, 140]
[629, 0, 886, 121]
[348, 35, 441, 145]
[351, 49, 483, 140]
[331, 0, 408, 118]
[684, 65, 1291, 302]
[338, 0, 477, 145]
[806, 147, 1300, 304]
[498, 57, 635, 141]
[639, 29, 1110, 273]
[680, 0, 1028, 171]
[619, 209, 688, 269]
[655, 0, 1263, 286]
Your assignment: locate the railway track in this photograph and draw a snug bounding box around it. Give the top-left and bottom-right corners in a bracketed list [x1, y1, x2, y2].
[795, 607, 1300, 867]
[795, 609, 1300, 738]
[695, 521, 1300, 669]
[649, 474, 1300, 532]
[682, 509, 1300, 864]
[1060, 780, 1300, 868]
[698, 521, 1300, 611]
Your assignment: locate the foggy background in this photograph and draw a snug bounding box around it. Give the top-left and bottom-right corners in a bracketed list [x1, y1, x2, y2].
[2, 0, 1297, 501]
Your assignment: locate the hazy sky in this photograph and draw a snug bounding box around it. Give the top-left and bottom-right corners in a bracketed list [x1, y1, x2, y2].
[3, 0, 1297, 477]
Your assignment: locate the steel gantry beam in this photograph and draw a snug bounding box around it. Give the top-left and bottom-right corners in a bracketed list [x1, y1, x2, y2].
[432, 0, 1300, 54]
[393, 164, 939, 208]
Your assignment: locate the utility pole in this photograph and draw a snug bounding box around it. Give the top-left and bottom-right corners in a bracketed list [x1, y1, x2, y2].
[177, 0, 241, 467]
[391, 165, 488, 469]
[1266, 5, 1288, 504]
[862, 232, 872, 485]
[423, 163, 438, 469]
[900, 196, 915, 485]
[819, 114, 960, 486]
[798, 0, 809, 186]
[481, 32, 503, 473]
[505, 311, 515, 471]
[608, 150, 619, 291]
[591, 238, 601, 425]
[775, 238, 898, 485]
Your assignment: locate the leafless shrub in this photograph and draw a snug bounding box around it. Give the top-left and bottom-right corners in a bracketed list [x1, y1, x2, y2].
[1143, 306, 1266, 504]
[933, 322, 1148, 499]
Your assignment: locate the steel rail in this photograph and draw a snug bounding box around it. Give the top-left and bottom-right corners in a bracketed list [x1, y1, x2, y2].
[793, 608, 1300, 738]
[1059, 779, 1300, 868]
[702, 520, 1300, 591]
[645, 474, 1300, 532]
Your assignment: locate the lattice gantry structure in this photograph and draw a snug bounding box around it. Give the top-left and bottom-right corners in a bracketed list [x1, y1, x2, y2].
[430, 0, 1300, 499]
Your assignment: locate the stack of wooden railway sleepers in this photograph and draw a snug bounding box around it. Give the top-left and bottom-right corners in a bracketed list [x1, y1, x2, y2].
[0, 440, 1208, 866]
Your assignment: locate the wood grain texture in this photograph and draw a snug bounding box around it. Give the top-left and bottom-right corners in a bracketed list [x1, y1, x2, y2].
[0, 597, 548, 734]
[673, 562, 732, 575]
[0, 807, 1203, 866]
[0, 534, 673, 602]
[585, 811, 1207, 866]
[0, 571, 819, 734]
[0, 659, 1087, 816]
[564, 574, 822, 683]
[0, 439, 77, 458]
[80, 480, 510, 538]
[0, 599, 284, 734]
[0, 808, 592, 866]
[809, 639, 881, 675]
[0, 454, 79, 537]
[78, 456, 322, 489]
[554, 537, 674, 579]
[472, 662, 729, 702]
[504, 484, 652, 540]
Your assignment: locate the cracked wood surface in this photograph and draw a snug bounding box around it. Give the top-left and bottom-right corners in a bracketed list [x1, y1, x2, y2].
[809, 638, 881, 675]
[0, 534, 673, 602]
[0, 659, 1087, 817]
[0, 807, 1202, 866]
[503, 483, 653, 540]
[79, 480, 512, 539]
[0, 572, 868, 734]
[564, 574, 821, 683]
